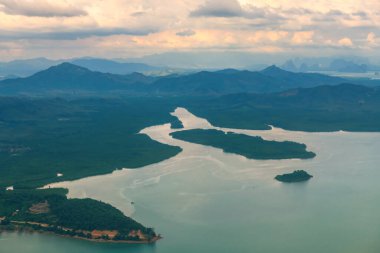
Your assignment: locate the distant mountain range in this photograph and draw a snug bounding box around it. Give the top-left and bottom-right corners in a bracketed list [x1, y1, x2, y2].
[150, 65, 344, 95]
[70, 58, 161, 75]
[2, 56, 380, 79]
[0, 58, 162, 77]
[0, 63, 348, 96]
[281, 58, 380, 73]
[1, 61, 380, 131]
[0, 63, 158, 96]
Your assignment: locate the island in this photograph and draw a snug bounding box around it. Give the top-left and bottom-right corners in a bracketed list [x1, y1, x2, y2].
[275, 170, 313, 183]
[170, 129, 316, 160]
[0, 188, 160, 243]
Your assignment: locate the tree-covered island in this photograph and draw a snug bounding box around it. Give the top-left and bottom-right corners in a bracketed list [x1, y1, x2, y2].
[275, 170, 313, 183]
[170, 129, 316, 160]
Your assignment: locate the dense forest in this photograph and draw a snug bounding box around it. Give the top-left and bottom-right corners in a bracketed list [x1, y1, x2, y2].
[0, 188, 156, 241]
[275, 170, 313, 183]
[0, 97, 182, 189]
[171, 129, 315, 160]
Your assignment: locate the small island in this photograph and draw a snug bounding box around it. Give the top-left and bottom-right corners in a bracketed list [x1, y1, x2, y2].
[275, 170, 313, 183]
[0, 188, 160, 243]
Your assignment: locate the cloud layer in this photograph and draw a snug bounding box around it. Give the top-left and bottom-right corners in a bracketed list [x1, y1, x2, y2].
[1, 0, 380, 61]
[0, 0, 86, 17]
[190, 0, 243, 17]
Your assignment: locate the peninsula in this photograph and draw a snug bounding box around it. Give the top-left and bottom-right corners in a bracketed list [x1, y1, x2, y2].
[0, 188, 159, 243]
[170, 129, 316, 160]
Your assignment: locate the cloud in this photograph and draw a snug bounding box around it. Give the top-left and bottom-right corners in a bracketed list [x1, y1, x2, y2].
[130, 11, 146, 17]
[248, 31, 289, 44]
[1, 0, 380, 61]
[243, 6, 285, 22]
[0, 27, 156, 40]
[367, 32, 376, 44]
[0, 0, 86, 17]
[353, 11, 369, 19]
[176, 29, 196, 37]
[338, 37, 353, 47]
[366, 32, 379, 47]
[291, 31, 314, 45]
[190, 0, 243, 17]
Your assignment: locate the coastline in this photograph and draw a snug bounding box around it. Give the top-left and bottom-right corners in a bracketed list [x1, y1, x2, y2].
[37, 108, 380, 247]
[0, 224, 162, 244]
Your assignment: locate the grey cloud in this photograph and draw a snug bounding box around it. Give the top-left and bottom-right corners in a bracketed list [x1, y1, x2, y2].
[0, 27, 157, 40]
[243, 6, 285, 22]
[284, 8, 313, 15]
[352, 11, 369, 19]
[326, 10, 345, 16]
[131, 11, 146, 17]
[0, 0, 86, 17]
[176, 29, 196, 37]
[190, 0, 243, 17]
[190, 0, 285, 25]
[310, 9, 372, 23]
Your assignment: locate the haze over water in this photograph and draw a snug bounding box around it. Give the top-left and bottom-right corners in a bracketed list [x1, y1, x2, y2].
[2, 108, 380, 253]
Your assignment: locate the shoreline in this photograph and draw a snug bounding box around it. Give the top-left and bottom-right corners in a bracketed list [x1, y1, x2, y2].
[0, 225, 162, 244]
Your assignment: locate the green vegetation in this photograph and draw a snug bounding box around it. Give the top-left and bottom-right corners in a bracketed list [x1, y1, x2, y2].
[0, 188, 67, 217]
[182, 84, 380, 132]
[2, 64, 380, 244]
[0, 97, 182, 242]
[170, 129, 315, 160]
[0, 188, 156, 242]
[275, 170, 313, 183]
[49, 198, 145, 231]
[0, 97, 182, 189]
[170, 118, 184, 129]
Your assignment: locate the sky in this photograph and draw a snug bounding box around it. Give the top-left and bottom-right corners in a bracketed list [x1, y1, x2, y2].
[1, 0, 380, 62]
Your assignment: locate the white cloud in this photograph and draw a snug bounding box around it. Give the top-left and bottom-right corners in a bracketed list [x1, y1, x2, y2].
[338, 37, 353, 47]
[367, 32, 377, 45]
[291, 31, 314, 45]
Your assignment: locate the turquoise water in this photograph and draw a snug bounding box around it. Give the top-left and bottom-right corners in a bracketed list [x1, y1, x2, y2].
[2, 108, 380, 253]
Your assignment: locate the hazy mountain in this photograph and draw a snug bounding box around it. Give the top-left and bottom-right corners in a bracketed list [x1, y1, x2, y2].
[281, 60, 298, 72]
[0, 57, 162, 78]
[127, 51, 290, 69]
[0, 63, 155, 96]
[150, 65, 345, 95]
[280, 57, 380, 73]
[260, 65, 344, 88]
[329, 59, 368, 73]
[0, 58, 62, 77]
[70, 58, 161, 74]
[0, 63, 347, 96]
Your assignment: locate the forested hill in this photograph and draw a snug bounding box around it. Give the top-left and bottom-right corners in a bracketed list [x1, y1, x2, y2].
[0, 63, 346, 96]
[183, 84, 380, 132]
[144, 65, 344, 95]
[215, 83, 380, 109]
[0, 63, 156, 96]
